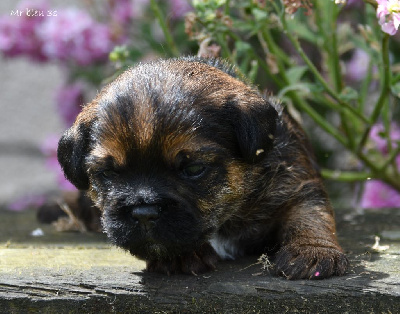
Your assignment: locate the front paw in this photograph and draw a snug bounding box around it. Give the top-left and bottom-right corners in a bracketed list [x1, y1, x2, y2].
[274, 243, 349, 280]
[146, 243, 219, 275]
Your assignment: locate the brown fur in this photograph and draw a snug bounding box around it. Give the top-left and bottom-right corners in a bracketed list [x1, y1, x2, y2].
[56, 57, 348, 279]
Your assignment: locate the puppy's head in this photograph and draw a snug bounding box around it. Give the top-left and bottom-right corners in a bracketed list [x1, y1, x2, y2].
[58, 57, 278, 260]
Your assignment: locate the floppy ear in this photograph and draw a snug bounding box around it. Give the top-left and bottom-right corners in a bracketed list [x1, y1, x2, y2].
[231, 97, 279, 163]
[57, 106, 97, 190]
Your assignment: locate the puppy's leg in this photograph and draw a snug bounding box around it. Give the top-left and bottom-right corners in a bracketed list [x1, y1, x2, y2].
[146, 243, 219, 275]
[37, 191, 101, 232]
[274, 184, 348, 280]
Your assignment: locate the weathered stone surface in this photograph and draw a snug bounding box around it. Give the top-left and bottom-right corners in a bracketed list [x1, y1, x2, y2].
[1, 208, 399, 313]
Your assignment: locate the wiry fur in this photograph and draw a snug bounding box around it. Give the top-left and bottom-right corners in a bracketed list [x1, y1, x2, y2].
[57, 57, 348, 279]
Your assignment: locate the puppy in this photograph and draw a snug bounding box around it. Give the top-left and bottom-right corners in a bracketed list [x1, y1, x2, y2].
[57, 57, 348, 279]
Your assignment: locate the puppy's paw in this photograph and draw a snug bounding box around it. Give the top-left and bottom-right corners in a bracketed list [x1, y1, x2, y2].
[146, 258, 180, 275]
[274, 243, 349, 280]
[146, 243, 219, 275]
[180, 244, 220, 275]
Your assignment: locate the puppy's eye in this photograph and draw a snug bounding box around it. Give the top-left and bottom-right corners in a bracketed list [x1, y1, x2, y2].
[182, 164, 206, 178]
[101, 170, 118, 179]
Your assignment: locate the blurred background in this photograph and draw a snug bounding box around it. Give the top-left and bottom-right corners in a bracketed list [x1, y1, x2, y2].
[0, 0, 68, 207]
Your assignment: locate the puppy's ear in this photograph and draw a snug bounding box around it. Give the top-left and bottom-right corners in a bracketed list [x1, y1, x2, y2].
[57, 104, 97, 190]
[230, 98, 279, 163]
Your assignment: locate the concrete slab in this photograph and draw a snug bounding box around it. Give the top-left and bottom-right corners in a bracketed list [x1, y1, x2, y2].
[0, 208, 399, 313]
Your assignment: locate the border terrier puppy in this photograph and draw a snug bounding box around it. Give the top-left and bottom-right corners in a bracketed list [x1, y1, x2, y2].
[57, 57, 348, 279]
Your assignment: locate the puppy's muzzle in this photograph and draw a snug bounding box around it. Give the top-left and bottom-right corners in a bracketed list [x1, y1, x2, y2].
[131, 204, 160, 231]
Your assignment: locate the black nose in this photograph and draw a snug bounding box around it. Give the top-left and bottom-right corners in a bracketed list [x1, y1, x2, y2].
[131, 205, 160, 229]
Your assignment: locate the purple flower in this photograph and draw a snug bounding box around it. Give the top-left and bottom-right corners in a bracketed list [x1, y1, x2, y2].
[8, 194, 47, 211]
[0, 17, 18, 56]
[37, 8, 113, 65]
[360, 180, 400, 209]
[369, 123, 400, 154]
[345, 49, 370, 82]
[0, 0, 48, 61]
[376, 0, 400, 35]
[0, 1, 115, 65]
[170, 0, 192, 19]
[359, 123, 400, 209]
[55, 82, 85, 127]
[108, 0, 134, 24]
[345, 0, 364, 7]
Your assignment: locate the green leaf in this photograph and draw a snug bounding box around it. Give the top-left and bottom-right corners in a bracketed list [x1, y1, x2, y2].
[286, 66, 308, 84]
[338, 87, 359, 101]
[235, 41, 252, 54]
[233, 20, 256, 33]
[192, 0, 226, 10]
[391, 82, 400, 98]
[277, 83, 313, 98]
[285, 19, 320, 44]
[109, 45, 130, 62]
[252, 8, 268, 23]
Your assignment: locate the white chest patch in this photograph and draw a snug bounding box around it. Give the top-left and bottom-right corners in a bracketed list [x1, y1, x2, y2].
[209, 235, 240, 260]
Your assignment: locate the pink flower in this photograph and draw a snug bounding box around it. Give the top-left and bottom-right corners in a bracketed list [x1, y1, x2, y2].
[109, 0, 134, 25]
[0, 0, 48, 61]
[37, 9, 113, 65]
[8, 194, 46, 211]
[0, 1, 115, 65]
[360, 180, 400, 208]
[55, 82, 85, 127]
[169, 0, 192, 19]
[376, 0, 400, 35]
[345, 49, 370, 82]
[369, 123, 400, 154]
[359, 123, 400, 209]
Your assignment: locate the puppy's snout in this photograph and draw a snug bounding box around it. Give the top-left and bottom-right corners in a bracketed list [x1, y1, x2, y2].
[131, 205, 160, 229]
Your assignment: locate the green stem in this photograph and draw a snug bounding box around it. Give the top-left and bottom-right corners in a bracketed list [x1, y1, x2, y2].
[256, 14, 347, 146]
[381, 173, 400, 192]
[230, 29, 285, 87]
[253, 53, 286, 87]
[363, 0, 378, 8]
[281, 21, 370, 124]
[312, 93, 344, 111]
[150, 0, 179, 57]
[257, 30, 291, 67]
[323, 167, 400, 192]
[321, 169, 372, 182]
[380, 145, 400, 172]
[260, 28, 287, 74]
[357, 150, 400, 192]
[331, 32, 343, 93]
[224, 0, 231, 15]
[290, 93, 348, 147]
[359, 60, 373, 112]
[358, 33, 391, 153]
[216, 33, 232, 60]
[322, 4, 355, 149]
[371, 33, 391, 123]
[317, 1, 342, 93]
[340, 112, 356, 150]
[259, 6, 348, 147]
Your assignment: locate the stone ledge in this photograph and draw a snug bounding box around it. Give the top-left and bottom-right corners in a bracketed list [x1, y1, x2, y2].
[0, 209, 399, 313]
